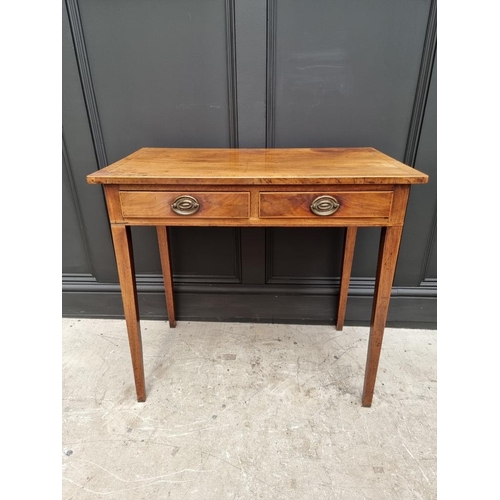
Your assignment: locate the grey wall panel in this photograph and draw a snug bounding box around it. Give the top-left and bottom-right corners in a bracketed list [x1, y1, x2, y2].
[129, 227, 242, 283]
[62, 147, 90, 274]
[272, 0, 430, 157]
[235, 0, 267, 147]
[63, 0, 436, 326]
[395, 56, 437, 285]
[425, 230, 437, 280]
[350, 228, 383, 278]
[269, 0, 431, 283]
[266, 228, 344, 283]
[170, 227, 242, 282]
[62, 2, 117, 282]
[78, 0, 232, 162]
[77, 0, 239, 279]
[266, 227, 381, 281]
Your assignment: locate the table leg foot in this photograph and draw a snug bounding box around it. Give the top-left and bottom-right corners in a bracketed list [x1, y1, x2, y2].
[110, 225, 147, 403]
[362, 226, 404, 407]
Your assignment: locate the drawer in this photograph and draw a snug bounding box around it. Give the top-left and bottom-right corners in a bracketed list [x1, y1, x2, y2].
[259, 191, 393, 218]
[119, 191, 250, 219]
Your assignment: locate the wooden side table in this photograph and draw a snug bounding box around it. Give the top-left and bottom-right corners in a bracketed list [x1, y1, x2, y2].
[87, 147, 428, 406]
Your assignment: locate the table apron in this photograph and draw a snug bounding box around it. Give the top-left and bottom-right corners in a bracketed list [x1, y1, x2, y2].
[104, 184, 410, 227]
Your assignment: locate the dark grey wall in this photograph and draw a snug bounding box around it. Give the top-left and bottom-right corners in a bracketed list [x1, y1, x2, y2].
[63, 0, 437, 328]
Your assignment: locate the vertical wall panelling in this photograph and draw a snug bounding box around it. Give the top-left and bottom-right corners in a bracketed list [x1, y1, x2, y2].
[266, 0, 277, 148]
[65, 0, 108, 169]
[396, 55, 437, 286]
[234, 0, 267, 147]
[271, 0, 431, 155]
[62, 0, 437, 327]
[76, 0, 242, 280]
[265, 0, 431, 288]
[62, 0, 117, 284]
[225, 0, 239, 147]
[62, 135, 92, 275]
[404, 0, 437, 168]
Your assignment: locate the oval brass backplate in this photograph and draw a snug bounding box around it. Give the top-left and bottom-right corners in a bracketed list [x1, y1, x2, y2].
[171, 195, 200, 215]
[310, 195, 340, 216]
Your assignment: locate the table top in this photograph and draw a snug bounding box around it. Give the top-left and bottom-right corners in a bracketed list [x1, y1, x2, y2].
[87, 147, 428, 186]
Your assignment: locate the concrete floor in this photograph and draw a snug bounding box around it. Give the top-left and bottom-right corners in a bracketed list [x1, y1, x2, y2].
[62, 318, 437, 500]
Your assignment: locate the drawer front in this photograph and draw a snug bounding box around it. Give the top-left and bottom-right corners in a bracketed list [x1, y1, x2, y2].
[120, 191, 250, 219]
[259, 191, 393, 218]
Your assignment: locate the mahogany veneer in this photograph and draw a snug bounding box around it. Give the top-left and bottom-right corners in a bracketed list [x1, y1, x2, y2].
[88, 147, 428, 406]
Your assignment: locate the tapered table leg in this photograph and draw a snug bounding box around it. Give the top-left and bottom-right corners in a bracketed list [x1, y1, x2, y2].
[110, 225, 146, 402]
[156, 226, 176, 328]
[336, 227, 357, 331]
[362, 226, 404, 407]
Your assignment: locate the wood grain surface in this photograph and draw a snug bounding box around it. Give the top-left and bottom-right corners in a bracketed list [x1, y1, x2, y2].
[120, 191, 250, 219]
[259, 191, 393, 218]
[87, 148, 428, 185]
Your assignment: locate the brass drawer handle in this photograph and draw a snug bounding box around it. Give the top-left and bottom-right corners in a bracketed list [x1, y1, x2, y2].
[171, 195, 200, 215]
[310, 195, 340, 216]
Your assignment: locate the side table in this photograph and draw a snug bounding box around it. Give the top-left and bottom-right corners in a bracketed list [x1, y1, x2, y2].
[87, 147, 428, 406]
